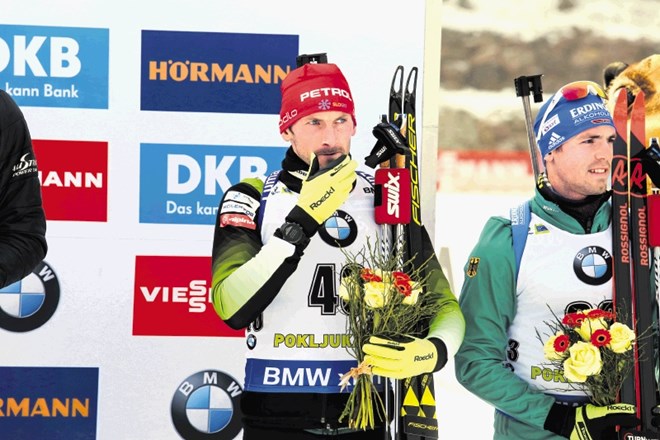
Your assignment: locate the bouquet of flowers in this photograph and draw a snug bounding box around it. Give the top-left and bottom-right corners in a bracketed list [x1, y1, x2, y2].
[336, 238, 443, 430]
[539, 307, 636, 406]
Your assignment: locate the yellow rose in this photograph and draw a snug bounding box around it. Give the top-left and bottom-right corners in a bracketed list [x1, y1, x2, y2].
[562, 341, 602, 383]
[402, 286, 421, 305]
[608, 322, 635, 353]
[576, 316, 608, 341]
[363, 282, 386, 308]
[338, 281, 351, 302]
[543, 332, 567, 361]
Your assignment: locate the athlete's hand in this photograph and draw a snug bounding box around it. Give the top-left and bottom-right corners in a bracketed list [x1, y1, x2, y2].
[286, 154, 357, 236]
[544, 402, 639, 440]
[362, 335, 447, 380]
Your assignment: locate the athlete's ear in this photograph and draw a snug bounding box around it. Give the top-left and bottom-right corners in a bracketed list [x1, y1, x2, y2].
[281, 128, 293, 142]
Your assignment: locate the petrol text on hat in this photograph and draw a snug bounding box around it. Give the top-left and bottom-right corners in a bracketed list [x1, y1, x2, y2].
[300, 88, 352, 102]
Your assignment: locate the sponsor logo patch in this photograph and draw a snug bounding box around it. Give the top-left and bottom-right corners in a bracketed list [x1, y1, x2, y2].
[219, 213, 256, 230]
[220, 201, 256, 217]
[572, 245, 612, 286]
[466, 257, 480, 278]
[224, 190, 260, 210]
[540, 114, 560, 136]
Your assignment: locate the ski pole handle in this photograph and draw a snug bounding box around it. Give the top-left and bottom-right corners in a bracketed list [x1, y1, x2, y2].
[514, 75, 544, 182]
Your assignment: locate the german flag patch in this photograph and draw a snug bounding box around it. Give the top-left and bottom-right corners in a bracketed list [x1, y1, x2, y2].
[466, 257, 480, 278]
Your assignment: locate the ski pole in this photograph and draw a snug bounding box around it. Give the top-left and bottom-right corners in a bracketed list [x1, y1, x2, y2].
[514, 75, 544, 182]
[367, 115, 409, 440]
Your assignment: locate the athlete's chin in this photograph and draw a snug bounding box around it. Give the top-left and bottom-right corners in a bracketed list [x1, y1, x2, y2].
[317, 153, 343, 169]
[588, 182, 609, 195]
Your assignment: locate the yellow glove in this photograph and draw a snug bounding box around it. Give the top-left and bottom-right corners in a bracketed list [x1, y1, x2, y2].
[544, 402, 639, 440]
[286, 154, 357, 236]
[362, 335, 446, 380]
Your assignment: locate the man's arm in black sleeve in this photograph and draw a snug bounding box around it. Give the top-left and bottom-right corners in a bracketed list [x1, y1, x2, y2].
[0, 91, 47, 287]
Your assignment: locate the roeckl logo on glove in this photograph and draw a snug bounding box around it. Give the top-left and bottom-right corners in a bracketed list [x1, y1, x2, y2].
[607, 404, 634, 411]
[309, 187, 335, 209]
[414, 352, 434, 362]
[329, 161, 349, 176]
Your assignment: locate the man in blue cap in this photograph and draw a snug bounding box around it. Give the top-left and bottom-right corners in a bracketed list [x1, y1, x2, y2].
[454, 81, 642, 439]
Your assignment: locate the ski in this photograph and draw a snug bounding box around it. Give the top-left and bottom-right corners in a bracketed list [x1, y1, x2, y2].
[613, 90, 659, 439]
[627, 91, 657, 437]
[390, 66, 438, 440]
[611, 89, 636, 408]
[366, 65, 437, 440]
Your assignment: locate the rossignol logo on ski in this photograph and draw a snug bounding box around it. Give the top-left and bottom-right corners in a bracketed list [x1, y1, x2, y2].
[632, 204, 649, 267]
[612, 158, 628, 191]
[631, 160, 648, 193]
[615, 201, 630, 264]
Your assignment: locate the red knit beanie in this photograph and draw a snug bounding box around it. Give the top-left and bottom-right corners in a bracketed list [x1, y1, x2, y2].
[278, 63, 356, 133]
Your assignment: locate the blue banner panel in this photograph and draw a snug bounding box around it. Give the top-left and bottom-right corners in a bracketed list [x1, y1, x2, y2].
[140, 30, 298, 114]
[139, 143, 286, 225]
[0, 366, 99, 440]
[0, 24, 109, 108]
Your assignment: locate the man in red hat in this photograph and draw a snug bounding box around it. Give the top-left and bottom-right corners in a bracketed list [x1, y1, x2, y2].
[210, 61, 464, 439]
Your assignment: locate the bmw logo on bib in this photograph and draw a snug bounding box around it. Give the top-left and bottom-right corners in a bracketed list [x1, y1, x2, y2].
[318, 210, 357, 247]
[573, 246, 612, 285]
